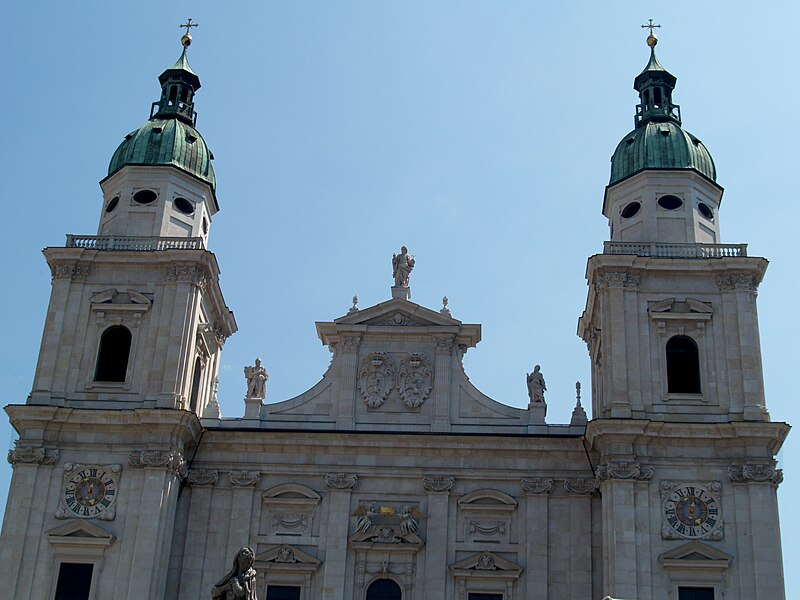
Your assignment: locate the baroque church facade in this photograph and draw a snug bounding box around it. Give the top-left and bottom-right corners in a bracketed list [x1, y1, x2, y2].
[0, 28, 788, 600]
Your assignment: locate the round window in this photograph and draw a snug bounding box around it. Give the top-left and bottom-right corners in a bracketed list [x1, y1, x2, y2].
[174, 197, 194, 215]
[621, 202, 641, 219]
[105, 196, 119, 213]
[657, 195, 683, 210]
[697, 203, 714, 220]
[133, 190, 157, 205]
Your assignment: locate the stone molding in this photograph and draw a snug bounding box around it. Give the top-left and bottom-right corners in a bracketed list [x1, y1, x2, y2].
[564, 478, 599, 495]
[595, 271, 640, 290]
[128, 450, 187, 477]
[164, 265, 208, 289]
[520, 477, 553, 495]
[325, 473, 358, 489]
[595, 461, 654, 481]
[423, 476, 454, 493]
[51, 263, 90, 281]
[229, 470, 260, 487]
[728, 464, 783, 487]
[186, 469, 218, 487]
[8, 446, 60, 466]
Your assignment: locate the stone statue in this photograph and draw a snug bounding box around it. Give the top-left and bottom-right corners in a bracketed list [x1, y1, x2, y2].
[399, 506, 419, 536]
[212, 546, 258, 600]
[392, 246, 415, 287]
[526, 365, 546, 403]
[244, 358, 268, 399]
[355, 502, 379, 533]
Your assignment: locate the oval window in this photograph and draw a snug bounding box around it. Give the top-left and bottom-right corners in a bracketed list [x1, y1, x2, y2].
[133, 190, 157, 205]
[105, 196, 119, 213]
[621, 202, 641, 219]
[174, 197, 194, 215]
[657, 195, 683, 210]
[698, 202, 714, 220]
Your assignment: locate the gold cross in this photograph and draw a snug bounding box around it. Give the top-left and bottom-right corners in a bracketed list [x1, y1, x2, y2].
[179, 18, 199, 36]
[641, 19, 661, 36]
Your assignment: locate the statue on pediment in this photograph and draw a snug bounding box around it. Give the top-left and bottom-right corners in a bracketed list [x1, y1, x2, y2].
[244, 358, 268, 399]
[526, 365, 546, 404]
[212, 545, 258, 600]
[392, 246, 415, 287]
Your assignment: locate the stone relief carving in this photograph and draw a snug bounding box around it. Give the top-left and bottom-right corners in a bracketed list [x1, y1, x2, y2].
[244, 358, 268, 399]
[230, 471, 260, 487]
[423, 476, 455, 492]
[371, 313, 425, 326]
[339, 335, 361, 353]
[128, 450, 187, 477]
[52, 263, 90, 281]
[212, 545, 258, 600]
[164, 265, 208, 289]
[521, 478, 553, 495]
[358, 353, 395, 408]
[397, 353, 433, 408]
[351, 503, 426, 545]
[475, 553, 497, 570]
[596, 271, 640, 289]
[728, 464, 783, 487]
[717, 274, 757, 291]
[564, 478, 598, 495]
[325, 473, 358, 489]
[274, 545, 297, 563]
[595, 461, 654, 481]
[526, 365, 546, 404]
[7, 447, 60, 466]
[187, 469, 218, 487]
[469, 521, 507, 536]
[392, 245, 415, 287]
[272, 513, 308, 532]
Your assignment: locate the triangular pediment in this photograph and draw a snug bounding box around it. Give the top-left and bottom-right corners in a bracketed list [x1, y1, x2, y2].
[46, 519, 115, 550]
[649, 297, 712, 314]
[659, 540, 733, 570]
[334, 298, 462, 327]
[255, 544, 321, 567]
[450, 551, 523, 575]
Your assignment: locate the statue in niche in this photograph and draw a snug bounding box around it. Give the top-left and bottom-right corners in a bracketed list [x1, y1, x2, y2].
[212, 545, 258, 600]
[244, 358, 268, 399]
[392, 246, 415, 287]
[526, 365, 546, 403]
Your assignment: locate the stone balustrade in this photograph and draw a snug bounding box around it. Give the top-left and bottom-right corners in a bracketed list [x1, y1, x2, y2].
[603, 241, 747, 258]
[66, 235, 204, 251]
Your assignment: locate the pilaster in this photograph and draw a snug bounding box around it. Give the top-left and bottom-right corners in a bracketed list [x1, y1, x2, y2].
[432, 336, 455, 432]
[321, 473, 357, 598]
[422, 476, 454, 596]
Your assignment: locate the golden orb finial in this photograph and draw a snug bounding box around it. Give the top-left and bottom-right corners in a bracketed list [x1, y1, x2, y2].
[641, 19, 661, 48]
[179, 18, 199, 48]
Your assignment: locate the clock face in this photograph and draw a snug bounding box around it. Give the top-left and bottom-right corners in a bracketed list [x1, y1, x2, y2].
[63, 466, 118, 518]
[663, 484, 719, 538]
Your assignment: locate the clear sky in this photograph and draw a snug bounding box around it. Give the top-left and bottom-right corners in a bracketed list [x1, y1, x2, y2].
[2, 1, 798, 595]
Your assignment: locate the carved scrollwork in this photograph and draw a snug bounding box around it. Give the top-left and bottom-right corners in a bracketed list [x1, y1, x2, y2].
[564, 478, 598, 495]
[595, 461, 654, 482]
[325, 473, 358, 489]
[717, 274, 757, 291]
[597, 271, 640, 289]
[358, 353, 395, 408]
[423, 476, 455, 492]
[272, 513, 309, 531]
[7, 447, 60, 466]
[729, 464, 783, 487]
[521, 478, 554, 495]
[128, 450, 187, 477]
[229, 470, 260, 487]
[51, 263, 90, 281]
[397, 353, 433, 408]
[187, 469, 218, 487]
[468, 521, 507, 536]
[164, 265, 208, 289]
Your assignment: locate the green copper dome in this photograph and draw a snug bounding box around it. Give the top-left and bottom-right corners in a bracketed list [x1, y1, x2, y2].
[609, 44, 716, 186]
[108, 118, 216, 189]
[107, 48, 216, 195]
[609, 121, 716, 185]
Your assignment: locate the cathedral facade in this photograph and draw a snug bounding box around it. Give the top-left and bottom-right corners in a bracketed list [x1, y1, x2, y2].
[0, 28, 788, 600]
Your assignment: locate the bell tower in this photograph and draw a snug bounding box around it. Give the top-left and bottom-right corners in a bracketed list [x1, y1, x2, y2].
[579, 28, 788, 600]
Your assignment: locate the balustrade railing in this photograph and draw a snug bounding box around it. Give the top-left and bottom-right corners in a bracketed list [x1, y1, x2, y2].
[66, 235, 204, 251]
[603, 241, 747, 258]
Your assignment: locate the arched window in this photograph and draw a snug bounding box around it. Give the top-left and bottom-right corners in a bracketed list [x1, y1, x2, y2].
[666, 335, 701, 394]
[189, 357, 202, 413]
[94, 326, 132, 382]
[366, 579, 402, 600]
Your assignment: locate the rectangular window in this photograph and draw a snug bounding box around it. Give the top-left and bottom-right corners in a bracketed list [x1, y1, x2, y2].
[266, 585, 302, 600]
[468, 594, 504, 600]
[54, 563, 93, 600]
[678, 587, 715, 600]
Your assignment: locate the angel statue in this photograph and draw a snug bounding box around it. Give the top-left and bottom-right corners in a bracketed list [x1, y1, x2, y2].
[211, 546, 258, 600]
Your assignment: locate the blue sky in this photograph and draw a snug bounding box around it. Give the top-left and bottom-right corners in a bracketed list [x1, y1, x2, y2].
[1, 1, 798, 594]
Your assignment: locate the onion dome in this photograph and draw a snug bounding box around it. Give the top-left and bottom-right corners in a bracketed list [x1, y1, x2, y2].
[107, 46, 216, 194]
[609, 36, 716, 186]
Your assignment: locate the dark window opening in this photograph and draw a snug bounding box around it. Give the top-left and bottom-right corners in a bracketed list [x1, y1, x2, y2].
[366, 579, 402, 600]
[169, 85, 178, 103]
[657, 194, 683, 210]
[133, 189, 157, 205]
[174, 197, 195, 215]
[94, 326, 132, 382]
[469, 595, 504, 600]
[679, 587, 715, 600]
[654, 86, 663, 106]
[202, 218, 209, 234]
[698, 203, 714, 220]
[189, 357, 202, 413]
[266, 585, 301, 600]
[643, 90, 650, 109]
[621, 202, 641, 219]
[55, 562, 93, 600]
[105, 196, 119, 213]
[666, 335, 701, 394]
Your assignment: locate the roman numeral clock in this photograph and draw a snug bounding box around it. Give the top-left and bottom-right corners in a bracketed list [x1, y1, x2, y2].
[661, 481, 723, 540]
[56, 463, 121, 521]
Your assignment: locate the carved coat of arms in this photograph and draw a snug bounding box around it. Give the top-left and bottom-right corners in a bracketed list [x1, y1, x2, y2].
[358, 353, 395, 408]
[397, 353, 433, 408]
